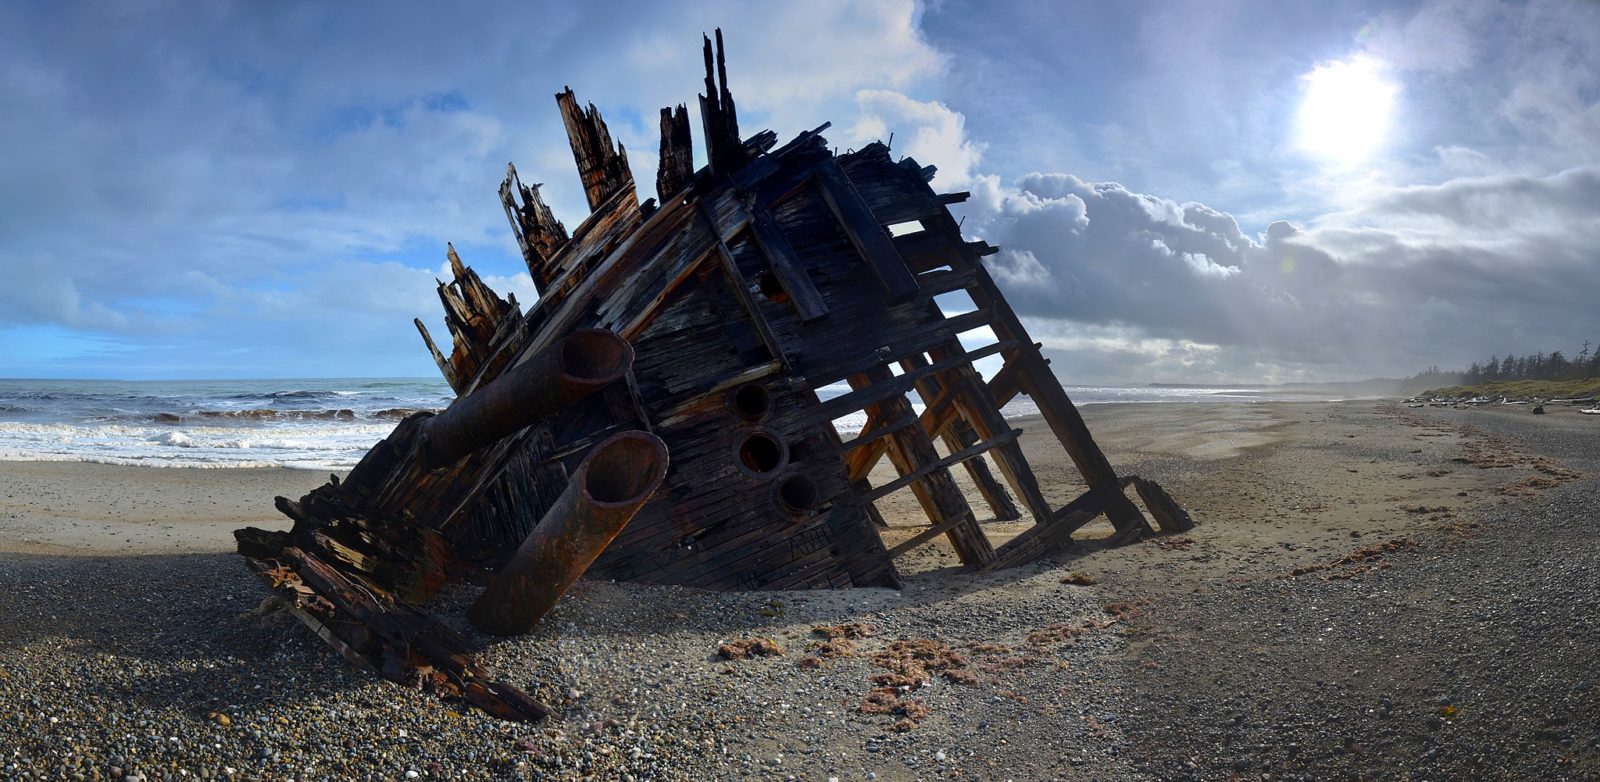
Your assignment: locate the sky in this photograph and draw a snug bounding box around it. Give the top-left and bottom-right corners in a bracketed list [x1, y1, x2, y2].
[1, 0, 1596, 383]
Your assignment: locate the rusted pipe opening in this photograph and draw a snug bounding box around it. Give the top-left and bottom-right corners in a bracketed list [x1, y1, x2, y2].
[467, 430, 668, 637]
[582, 431, 670, 506]
[727, 383, 771, 421]
[775, 473, 819, 515]
[560, 329, 632, 386]
[735, 430, 788, 478]
[418, 329, 633, 469]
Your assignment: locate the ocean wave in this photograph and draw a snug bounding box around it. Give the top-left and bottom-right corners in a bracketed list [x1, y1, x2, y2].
[0, 450, 346, 470]
[143, 407, 432, 423]
[189, 408, 357, 420]
[267, 389, 358, 400]
[0, 420, 395, 469]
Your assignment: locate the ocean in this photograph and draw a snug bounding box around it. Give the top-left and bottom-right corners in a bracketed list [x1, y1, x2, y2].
[0, 378, 1328, 469]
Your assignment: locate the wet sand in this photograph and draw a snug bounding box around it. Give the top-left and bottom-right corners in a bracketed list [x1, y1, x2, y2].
[0, 462, 306, 555]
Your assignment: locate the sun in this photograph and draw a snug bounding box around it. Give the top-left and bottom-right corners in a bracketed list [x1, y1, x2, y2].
[1295, 55, 1397, 166]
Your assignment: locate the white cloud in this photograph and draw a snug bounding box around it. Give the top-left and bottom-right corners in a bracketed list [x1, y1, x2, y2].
[854, 89, 1599, 382]
[0, 0, 943, 377]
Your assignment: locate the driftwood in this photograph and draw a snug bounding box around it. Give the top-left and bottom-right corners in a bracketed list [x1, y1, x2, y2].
[236, 28, 1195, 721]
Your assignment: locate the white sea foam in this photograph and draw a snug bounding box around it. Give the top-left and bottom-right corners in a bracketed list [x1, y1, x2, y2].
[0, 421, 397, 469]
[0, 377, 1334, 469]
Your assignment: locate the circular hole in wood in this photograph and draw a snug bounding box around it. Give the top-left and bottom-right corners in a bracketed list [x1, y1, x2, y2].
[734, 430, 788, 478]
[757, 271, 789, 302]
[728, 383, 772, 421]
[774, 473, 819, 515]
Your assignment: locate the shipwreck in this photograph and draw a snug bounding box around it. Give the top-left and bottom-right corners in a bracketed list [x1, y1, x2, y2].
[235, 31, 1194, 721]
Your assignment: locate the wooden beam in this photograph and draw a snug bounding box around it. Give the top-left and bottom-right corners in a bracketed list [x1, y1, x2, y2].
[815, 163, 919, 302]
[926, 343, 1057, 528]
[886, 513, 977, 559]
[803, 307, 997, 390]
[748, 206, 829, 321]
[899, 353, 1020, 522]
[851, 368, 994, 567]
[697, 202, 790, 367]
[1133, 477, 1196, 533]
[860, 428, 1020, 504]
[981, 485, 1119, 572]
[806, 338, 1013, 424]
[894, 228, 962, 273]
[833, 413, 918, 454]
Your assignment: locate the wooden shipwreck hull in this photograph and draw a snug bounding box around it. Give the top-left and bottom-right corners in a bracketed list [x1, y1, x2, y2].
[236, 31, 1194, 720]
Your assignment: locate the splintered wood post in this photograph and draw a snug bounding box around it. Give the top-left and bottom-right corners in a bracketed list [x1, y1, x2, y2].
[414, 318, 459, 391]
[499, 163, 570, 288]
[698, 29, 747, 179]
[656, 104, 695, 202]
[557, 88, 634, 212]
[851, 367, 994, 566]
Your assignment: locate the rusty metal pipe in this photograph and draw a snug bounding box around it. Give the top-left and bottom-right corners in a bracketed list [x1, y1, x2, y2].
[468, 430, 669, 635]
[420, 329, 633, 469]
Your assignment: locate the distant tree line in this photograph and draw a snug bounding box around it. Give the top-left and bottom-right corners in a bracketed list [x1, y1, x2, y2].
[1406, 340, 1600, 387]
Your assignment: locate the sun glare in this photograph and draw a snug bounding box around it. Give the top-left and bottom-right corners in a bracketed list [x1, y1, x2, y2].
[1296, 55, 1397, 166]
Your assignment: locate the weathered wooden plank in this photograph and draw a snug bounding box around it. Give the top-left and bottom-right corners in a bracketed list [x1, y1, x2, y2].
[815, 163, 919, 302]
[915, 268, 979, 297]
[801, 307, 998, 391]
[852, 367, 994, 567]
[748, 206, 829, 321]
[805, 338, 1012, 424]
[860, 428, 1020, 504]
[1134, 477, 1197, 533]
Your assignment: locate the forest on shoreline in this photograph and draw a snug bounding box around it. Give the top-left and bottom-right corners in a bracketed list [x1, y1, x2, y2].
[1407, 341, 1600, 398]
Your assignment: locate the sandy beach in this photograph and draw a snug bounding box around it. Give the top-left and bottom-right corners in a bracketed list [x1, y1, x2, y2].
[2, 399, 1598, 780]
